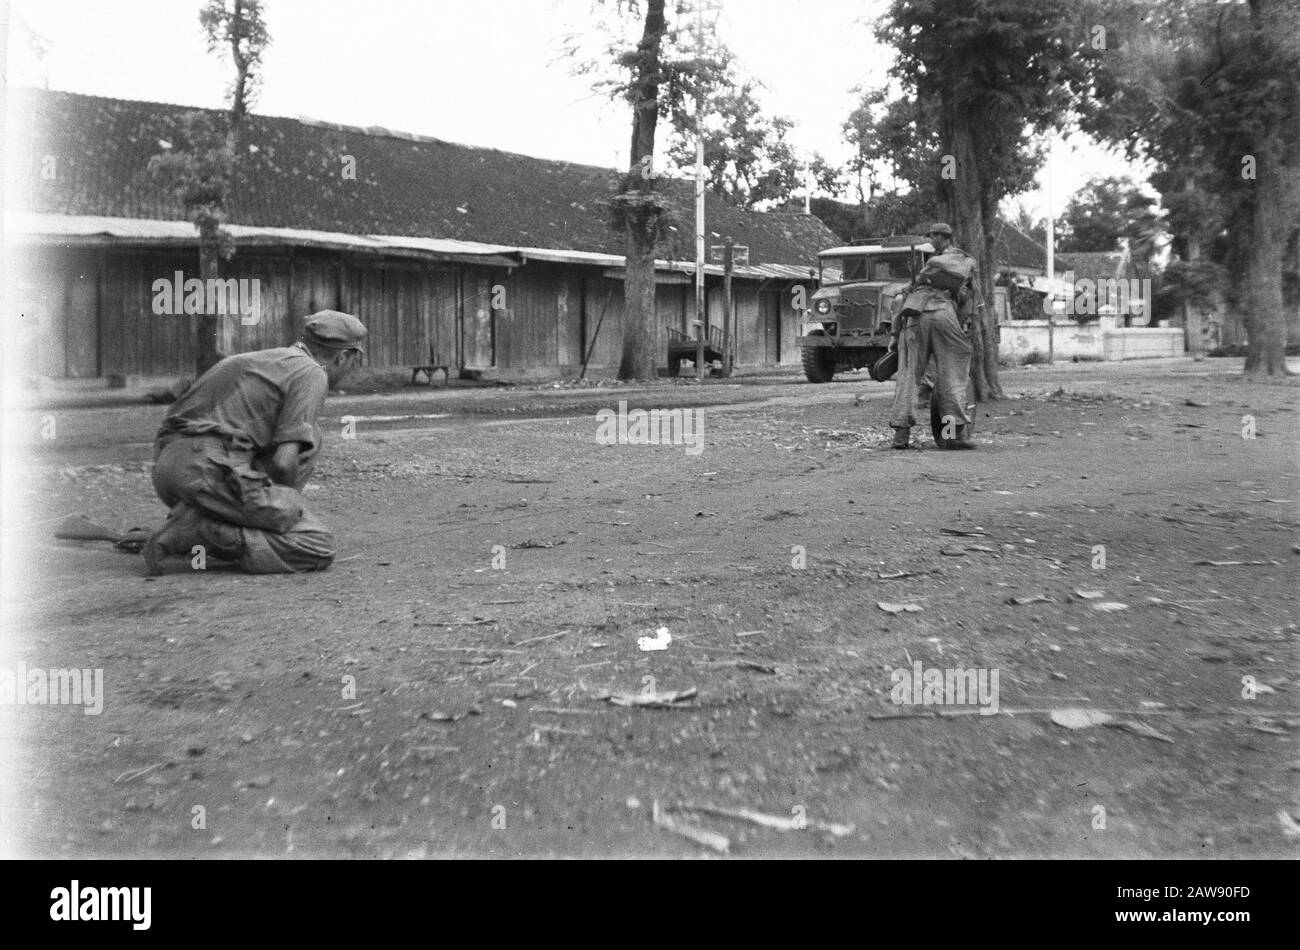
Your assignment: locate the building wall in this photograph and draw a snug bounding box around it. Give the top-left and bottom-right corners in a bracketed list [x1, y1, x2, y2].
[16, 246, 804, 380]
[693, 281, 809, 367]
[780, 284, 808, 364]
[582, 277, 625, 371]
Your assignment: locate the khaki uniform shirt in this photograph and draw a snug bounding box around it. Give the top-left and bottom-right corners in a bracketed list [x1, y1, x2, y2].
[157, 346, 329, 455]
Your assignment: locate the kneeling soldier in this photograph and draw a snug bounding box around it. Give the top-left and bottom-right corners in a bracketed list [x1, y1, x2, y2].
[143, 310, 367, 574]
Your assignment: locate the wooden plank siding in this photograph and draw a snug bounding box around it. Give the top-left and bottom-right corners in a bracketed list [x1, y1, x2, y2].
[101, 249, 201, 377]
[427, 265, 458, 367]
[461, 269, 496, 369]
[22, 246, 802, 379]
[582, 278, 624, 370]
[732, 285, 760, 366]
[781, 281, 810, 364]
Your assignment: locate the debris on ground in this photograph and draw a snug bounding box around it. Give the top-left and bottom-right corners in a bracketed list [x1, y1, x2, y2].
[676, 802, 855, 838]
[651, 799, 730, 854]
[606, 686, 697, 708]
[877, 602, 923, 614]
[1008, 594, 1052, 606]
[1246, 718, 1289, 736]
[1050, 709, 1114, 730]
[1092, 602, 1129, 612]
[1194, 559, 1280, 567]
[1107, 720, 1174, 744]
[1278, 811, 1300, 840]
[636, 626, 672, 651]
[1049, 708, 1174, 743]
[421, 706, 482, 723]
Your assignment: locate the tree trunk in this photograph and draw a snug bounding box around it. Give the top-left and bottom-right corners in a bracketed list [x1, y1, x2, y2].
[1241, 0, 1295, 376]
[617, 0, 666, 381]
[941, 109, 1004, 401]
[975, 214, 1005, 400]
[196, 228, 221, 377]
[1241, 152, 1289, 375]
[620, 232, 659, 379]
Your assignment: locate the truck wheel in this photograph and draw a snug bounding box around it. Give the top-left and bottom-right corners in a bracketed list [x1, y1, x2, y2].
[931, 380, 977, 447]
[801, 340, 836, 383]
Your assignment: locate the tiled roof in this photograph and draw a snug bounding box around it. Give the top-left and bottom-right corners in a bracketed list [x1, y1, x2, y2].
[9, 88, 836, 268]
[990, 221, 1048, 270]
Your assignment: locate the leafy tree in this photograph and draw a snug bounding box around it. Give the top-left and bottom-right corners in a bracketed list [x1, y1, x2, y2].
[811, 90, 944, 242]
[148, 0, 269, 377]
[844, 90, 943, 210]
[878, 0, 1102, 400]
[1055, 176, 1154, 253]
[1082, 0, 1300, 375]
[665, 74, 804, 210]
[1005, 199, 1048, 247]
[807, 153, 845, 199]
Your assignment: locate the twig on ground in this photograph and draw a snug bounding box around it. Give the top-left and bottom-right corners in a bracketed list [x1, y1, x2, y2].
[419, 618, 498, 626]
[114, 763, 165, 784]
[512, 630, 569, 647]
[651, 799, 730, 854]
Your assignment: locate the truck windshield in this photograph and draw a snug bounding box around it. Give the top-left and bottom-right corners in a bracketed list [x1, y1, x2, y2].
[822, 257, 867, 282]
[872, 257, 915, 280]
[820, 254, 922, 283]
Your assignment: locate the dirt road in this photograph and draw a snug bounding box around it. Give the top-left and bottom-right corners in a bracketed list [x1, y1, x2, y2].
[3, 359, 1297, 857]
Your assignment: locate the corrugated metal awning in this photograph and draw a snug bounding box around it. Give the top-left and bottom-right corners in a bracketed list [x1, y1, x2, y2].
[6, 213, 816, 280]
[5, 214, 523, 266]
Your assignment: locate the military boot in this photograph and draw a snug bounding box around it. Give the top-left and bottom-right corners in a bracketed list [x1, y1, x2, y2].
[142, 503, 244, 574]
[950, 424, 977, 449]
[892, 427, 912, 449]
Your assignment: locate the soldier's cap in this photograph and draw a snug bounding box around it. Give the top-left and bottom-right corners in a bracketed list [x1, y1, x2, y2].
[303, 310, 367, 353]
[927, 222, 954, 237]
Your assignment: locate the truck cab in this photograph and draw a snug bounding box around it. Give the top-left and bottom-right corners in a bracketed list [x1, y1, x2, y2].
[798, 236, 933, 382]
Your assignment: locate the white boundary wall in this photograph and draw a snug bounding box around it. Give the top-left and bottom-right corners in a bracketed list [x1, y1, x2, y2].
[999, 319, 1184, 361]
[1101, 328, 1185, 360]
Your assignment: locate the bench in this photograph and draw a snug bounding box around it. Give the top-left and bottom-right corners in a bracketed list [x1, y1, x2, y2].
[666, 324, 723, 375]
[411, 346, 450, 386]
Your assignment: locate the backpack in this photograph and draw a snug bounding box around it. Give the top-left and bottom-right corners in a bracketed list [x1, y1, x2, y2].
[918, 250, 976, 293]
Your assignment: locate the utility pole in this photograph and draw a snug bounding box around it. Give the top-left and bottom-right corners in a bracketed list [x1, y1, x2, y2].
[1045, 139, 1055, 364]
[722, 237, 734, 376]
[694, 2, 706, 383]
[1, 0, 11, 411]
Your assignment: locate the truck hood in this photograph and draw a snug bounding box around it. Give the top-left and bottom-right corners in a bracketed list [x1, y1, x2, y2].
[813, 279, 912, 301]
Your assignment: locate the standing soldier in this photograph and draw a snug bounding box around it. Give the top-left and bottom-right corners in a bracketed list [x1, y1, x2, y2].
[888, 223, 977, 450]
[143, 310, 367, 574]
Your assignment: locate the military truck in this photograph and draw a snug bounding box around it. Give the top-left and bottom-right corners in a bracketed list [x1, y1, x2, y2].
[798, 236, 933, 383]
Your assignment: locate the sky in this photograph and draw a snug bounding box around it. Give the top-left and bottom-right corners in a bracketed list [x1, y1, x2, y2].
[5, 0, 1142, 222]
